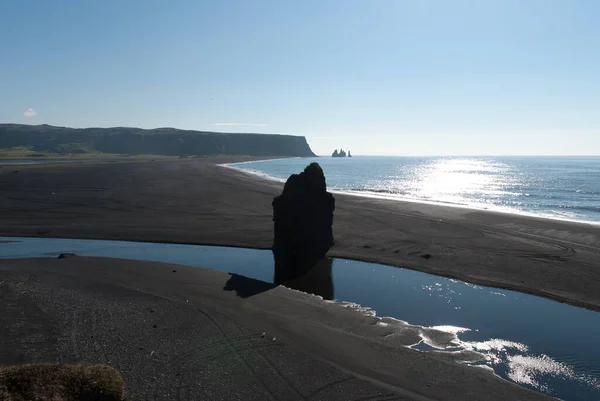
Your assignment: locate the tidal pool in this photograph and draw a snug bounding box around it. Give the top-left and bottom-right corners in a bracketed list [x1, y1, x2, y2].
[1, 237, 599, 400]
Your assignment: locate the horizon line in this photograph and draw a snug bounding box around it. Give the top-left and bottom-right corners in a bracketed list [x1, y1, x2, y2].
[315, 154, 600, 157]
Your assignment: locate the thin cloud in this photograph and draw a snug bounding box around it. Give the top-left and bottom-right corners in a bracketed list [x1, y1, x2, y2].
[23, 108, 37, 118]
[308, 136, 344, 140]
[213, 123, 268, 127]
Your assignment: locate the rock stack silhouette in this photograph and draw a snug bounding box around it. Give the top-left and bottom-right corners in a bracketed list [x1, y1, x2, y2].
[272, 162, 335, 284]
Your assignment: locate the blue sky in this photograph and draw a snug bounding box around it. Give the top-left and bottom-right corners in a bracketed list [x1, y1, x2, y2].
[1, 0, 598, 156]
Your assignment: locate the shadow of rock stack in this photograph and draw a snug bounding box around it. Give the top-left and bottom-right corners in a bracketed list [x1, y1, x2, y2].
[272, 162, 335, 298]
[283, 257, 334, 300]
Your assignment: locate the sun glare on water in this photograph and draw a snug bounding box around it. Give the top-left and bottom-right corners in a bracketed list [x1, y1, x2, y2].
[407, 158, 514, 204]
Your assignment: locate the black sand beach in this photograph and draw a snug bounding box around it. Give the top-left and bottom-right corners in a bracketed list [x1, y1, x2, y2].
[1, 158, 598, 310]
[0, 256, 552, 400]
[1, 158, 599, 399]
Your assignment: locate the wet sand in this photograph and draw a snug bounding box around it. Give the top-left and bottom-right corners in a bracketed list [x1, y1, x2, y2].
[1, 158, 599, 311]
[0, 256, 553, 400]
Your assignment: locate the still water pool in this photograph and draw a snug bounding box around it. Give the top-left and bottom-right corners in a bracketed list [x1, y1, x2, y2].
[1, 237, 599, 401]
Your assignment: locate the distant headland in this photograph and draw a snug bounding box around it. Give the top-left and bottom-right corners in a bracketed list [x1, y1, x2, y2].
[0, 124, 317, 158]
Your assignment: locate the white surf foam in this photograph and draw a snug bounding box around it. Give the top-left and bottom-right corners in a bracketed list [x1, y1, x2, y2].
[220, 161, 600, 227]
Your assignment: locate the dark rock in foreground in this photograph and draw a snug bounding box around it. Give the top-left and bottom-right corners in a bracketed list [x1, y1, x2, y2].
[272, 163, 335, 283]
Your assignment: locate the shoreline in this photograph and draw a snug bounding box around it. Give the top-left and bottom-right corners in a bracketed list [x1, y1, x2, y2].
[0, 157, 599, 313]
[0, 233, 578, 305]
[0, 256, 554, 400]
[3, 232, 598, 313]
[7, 236, 590, 397]
[222, 159, 600, 228]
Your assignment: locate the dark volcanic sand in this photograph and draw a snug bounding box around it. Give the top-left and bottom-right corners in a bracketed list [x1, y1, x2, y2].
[0, 158, 599, 310]
[0, 257, 552, 400]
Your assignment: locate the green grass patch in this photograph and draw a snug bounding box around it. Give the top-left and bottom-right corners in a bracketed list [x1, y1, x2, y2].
[0, 146, 46, 159]
[0, 146, 184, 161]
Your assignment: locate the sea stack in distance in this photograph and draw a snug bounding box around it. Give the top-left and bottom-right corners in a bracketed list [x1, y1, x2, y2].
[272, 163, 335, 283]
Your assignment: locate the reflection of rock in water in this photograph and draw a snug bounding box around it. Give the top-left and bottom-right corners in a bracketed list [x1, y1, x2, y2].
[275, 257, 334, 300]
[223, 274, 277, 298]
[272, 162, 335, 283]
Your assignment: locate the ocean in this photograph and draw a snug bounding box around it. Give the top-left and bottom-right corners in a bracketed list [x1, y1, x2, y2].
[226, 156, 600, 225]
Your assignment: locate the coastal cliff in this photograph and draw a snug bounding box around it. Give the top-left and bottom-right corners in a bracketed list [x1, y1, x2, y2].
[0, 124, 316, 158]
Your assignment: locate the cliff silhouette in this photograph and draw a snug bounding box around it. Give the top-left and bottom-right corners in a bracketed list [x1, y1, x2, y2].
[0, 124, 316, 158]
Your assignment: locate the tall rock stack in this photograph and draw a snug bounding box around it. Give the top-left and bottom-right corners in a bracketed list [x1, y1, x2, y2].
[272, 163, 335, 284]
